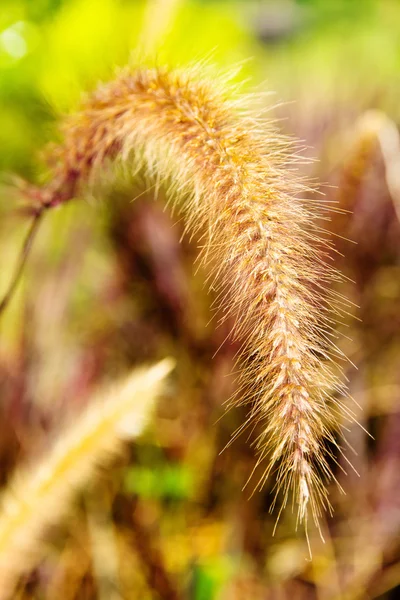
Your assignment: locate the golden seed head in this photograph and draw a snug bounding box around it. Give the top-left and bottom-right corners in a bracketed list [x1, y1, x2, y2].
[26, 65, 350, 529]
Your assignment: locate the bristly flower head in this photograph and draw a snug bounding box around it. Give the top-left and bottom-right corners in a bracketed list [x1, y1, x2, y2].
[20, 65, 353, 529]
[0, 359, 174, 598]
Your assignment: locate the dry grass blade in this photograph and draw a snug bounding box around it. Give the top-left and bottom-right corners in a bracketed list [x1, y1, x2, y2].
[0, 358, 174, 598]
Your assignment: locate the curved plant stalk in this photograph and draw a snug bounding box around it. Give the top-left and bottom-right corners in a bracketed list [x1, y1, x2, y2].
[0, 210, 43, 317]
[357, 110, 400, 223]
[337, 109, 400, 224]
[0, 359, 174, 598]
[13, 65, 351, 528]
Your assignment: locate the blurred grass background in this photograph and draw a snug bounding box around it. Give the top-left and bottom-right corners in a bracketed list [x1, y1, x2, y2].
[1, 0, 400, 598]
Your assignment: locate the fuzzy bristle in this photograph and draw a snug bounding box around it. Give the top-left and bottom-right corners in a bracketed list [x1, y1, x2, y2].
[28, 66, 351, 527]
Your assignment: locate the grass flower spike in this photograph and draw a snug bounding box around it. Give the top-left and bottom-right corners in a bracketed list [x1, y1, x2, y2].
[19, 66, 349, 528]
[0, 359, 174, 597]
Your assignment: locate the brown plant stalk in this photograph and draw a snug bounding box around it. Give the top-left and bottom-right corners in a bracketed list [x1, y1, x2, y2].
[13, 66, 351, 527]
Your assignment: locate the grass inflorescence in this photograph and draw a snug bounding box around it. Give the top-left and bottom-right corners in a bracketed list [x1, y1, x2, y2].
[18, 65, 352, 529]
[0, 359, 174, 597]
